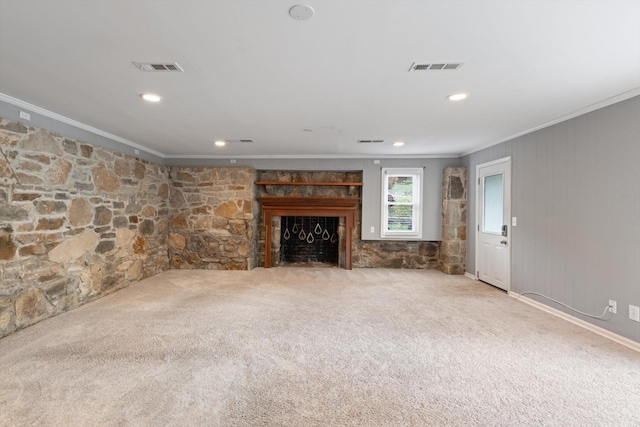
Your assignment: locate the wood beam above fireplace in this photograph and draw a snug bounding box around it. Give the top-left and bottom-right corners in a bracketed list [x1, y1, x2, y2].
[260, 197, 359, 208]
[255, 181, 363, 187]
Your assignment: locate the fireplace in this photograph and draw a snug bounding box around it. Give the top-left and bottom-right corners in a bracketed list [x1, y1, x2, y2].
[259, 196, 359, 270]
[279, 216, 339, 266]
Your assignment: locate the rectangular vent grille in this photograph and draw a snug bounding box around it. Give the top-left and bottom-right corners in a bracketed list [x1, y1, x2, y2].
[409, 62, 464, 72]
[357, 139, 385, 144]
[132, 62, 184, 72]
[226, 139, 255, 144]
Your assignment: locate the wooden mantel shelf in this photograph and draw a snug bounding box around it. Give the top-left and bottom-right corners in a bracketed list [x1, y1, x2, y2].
[255, 181, 363, 187]
[259, 197, 360, 208]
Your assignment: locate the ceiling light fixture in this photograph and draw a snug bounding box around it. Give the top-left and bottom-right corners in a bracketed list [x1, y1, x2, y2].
[214, 140, 226, 147]
[393, 141, 405, 147]
[140, 93, 162, 102]
[447, 93, 468, 101]
[289, 4, 314, 20]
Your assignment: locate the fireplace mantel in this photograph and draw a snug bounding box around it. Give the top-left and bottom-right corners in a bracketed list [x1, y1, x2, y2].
[259, 197, 358, 269]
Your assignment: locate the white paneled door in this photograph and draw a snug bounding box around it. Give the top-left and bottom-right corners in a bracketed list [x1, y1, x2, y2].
[476, 157, 511, 291]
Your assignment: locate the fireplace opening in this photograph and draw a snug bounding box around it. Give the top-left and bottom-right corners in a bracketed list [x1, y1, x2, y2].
[280, 216, 339, 266]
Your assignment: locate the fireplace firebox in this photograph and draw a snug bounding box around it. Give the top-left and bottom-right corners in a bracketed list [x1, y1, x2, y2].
[280, 216, 339, 266]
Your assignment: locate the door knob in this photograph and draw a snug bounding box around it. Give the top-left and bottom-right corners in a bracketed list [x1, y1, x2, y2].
[500, 240, 507, 245]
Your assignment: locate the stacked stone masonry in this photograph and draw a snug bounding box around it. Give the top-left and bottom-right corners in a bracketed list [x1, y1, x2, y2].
[0, 118, 169, 338]
[168, 167, 258, 270]
[438, 167, 467, 274]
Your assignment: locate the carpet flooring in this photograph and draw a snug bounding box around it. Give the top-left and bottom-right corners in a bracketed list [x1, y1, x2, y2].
[1, 268, 639, 426]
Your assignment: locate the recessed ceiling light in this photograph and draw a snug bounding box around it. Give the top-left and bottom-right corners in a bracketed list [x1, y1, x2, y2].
[393, 141, 405, 147]
[214, 140, 226, 147]
[289, 4, 314, 20]
[140, 93, 162, 102]
[447, 93, 468, 101]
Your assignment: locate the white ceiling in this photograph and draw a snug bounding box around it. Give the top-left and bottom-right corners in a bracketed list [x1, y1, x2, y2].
[1, 1, 639, 159]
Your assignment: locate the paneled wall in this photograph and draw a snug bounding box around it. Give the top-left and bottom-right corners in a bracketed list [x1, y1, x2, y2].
[461, 96, 640, 343]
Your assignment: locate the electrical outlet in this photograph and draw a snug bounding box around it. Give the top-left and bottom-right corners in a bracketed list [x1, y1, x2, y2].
[19, 111, 31, 121]
[134, 149, 140, 155]
[630, 305, 640, 322]
[230, 159, 237, 164]
[608, 300, 617, 314]
[374, 160, 380, 164]
[370, 226, 375, 233]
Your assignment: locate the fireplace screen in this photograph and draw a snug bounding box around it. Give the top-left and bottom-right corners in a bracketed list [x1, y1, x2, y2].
[280, 216, 339, 265]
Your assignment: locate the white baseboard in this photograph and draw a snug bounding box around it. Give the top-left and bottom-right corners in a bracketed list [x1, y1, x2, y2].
[509, 292, 640, 354]
[464, 272, 477, 280]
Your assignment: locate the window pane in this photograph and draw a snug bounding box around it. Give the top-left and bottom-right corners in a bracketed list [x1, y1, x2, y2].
[387, 204, 413, 231]
[483, 173, 503, 233]
[381, 168, 422, 238]
[387, 176, 413, 203]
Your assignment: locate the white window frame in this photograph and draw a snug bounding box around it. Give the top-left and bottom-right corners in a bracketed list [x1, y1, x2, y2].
[380, 167, 423, 239]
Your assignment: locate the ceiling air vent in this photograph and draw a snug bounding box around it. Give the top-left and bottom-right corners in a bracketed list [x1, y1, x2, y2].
[226, 139, 256, 144]
[357, 139, 385, 144]
[132, 62, 184, 72]
[409, 62, 464, 72]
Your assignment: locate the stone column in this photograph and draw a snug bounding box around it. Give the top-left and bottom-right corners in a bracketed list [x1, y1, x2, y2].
[439, 167, 467, 274]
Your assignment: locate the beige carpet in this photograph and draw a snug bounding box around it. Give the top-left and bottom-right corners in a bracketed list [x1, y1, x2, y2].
[1, 268, 639, 426]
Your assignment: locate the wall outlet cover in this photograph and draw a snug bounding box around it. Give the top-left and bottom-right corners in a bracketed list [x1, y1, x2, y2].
[629, 305, 640, 322]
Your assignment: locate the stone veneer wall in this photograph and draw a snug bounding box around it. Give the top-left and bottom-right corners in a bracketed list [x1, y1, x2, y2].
[168, 167, 257, 270]
[354, 241, 440, 269]
[0, 117, 169, 338]
[438, 167, 467, 274]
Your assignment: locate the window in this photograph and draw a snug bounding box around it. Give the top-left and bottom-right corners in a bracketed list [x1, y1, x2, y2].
[482, 173, 504, 234]
[381, 168, 423, 238]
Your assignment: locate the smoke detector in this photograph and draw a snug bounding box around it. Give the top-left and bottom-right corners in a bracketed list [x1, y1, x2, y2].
[289, 4, 314, 20]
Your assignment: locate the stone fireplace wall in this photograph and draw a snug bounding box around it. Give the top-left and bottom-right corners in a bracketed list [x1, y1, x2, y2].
[0, 117, 169, 338]
[167, 167, 257, 270]
[256, 171, 361, 267]
[256, 170, 446, 269]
